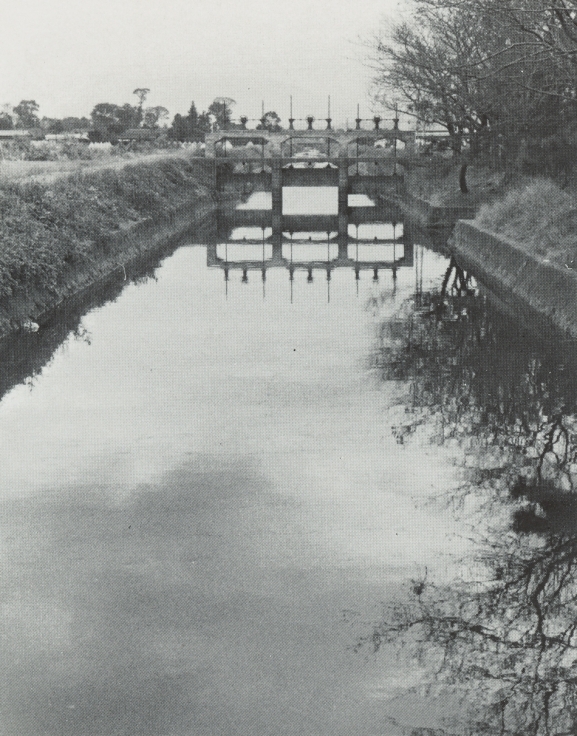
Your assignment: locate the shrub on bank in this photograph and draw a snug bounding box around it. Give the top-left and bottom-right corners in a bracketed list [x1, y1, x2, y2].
[0, 155, 212, 300]
[0, 137, 187, 163]
[404, 160, 505, 208]
[474, 179, 577, 269]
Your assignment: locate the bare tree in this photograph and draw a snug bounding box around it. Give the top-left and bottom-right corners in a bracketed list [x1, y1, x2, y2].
[370, 0, 577, 179]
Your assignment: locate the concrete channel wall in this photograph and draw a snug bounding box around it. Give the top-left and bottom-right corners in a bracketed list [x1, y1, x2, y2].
[450, 220, 577, 340]
[397, 193, 477, 228]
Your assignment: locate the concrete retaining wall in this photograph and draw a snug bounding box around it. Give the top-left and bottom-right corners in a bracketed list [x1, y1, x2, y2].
[400, 193, 477, 227]
[450, 220, 577, 339]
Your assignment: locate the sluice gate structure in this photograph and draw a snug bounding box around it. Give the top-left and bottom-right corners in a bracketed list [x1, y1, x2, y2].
[205, 120, 416, 285]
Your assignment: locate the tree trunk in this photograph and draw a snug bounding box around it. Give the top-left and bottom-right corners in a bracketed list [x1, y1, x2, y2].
[459, 163, 469, 194]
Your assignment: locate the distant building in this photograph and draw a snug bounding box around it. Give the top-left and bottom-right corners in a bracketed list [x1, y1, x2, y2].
[117, 128, 161, 143]
[0, 128, 45, 141]
[44, 132, 89, 142]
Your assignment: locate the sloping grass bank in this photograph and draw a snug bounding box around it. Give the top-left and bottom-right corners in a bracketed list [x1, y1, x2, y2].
[398, 160, 505, 226]
[405, 162, 577, 270]
[474, 179, 577, 270]
[0, 155, 214, 336]
[404, 159, 505, 207]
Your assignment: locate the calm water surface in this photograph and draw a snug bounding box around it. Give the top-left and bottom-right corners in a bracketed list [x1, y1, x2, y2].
[0, 243, 461, 735]
[2, 188, 573, 735]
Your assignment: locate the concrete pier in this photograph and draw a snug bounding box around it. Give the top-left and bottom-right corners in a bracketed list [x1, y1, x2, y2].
[338, 155, 349, 246]
[271, 159, 283, 250]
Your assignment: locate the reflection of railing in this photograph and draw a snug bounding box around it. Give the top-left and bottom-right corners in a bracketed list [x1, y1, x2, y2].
[207, 232, 412, 278]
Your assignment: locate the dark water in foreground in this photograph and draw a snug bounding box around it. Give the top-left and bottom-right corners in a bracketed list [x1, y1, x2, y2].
[0, 190, 576, 735]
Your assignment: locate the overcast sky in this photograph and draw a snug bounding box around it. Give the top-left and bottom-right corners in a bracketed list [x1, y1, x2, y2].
[0, 0, 401, 126]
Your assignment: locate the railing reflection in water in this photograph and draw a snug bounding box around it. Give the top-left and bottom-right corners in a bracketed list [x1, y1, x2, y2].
[206, 198, 414, 299]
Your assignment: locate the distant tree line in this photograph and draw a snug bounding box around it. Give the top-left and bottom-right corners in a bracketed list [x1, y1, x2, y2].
[0, 99, 91, 135]
[0, 91, 284, 144]
[0, 90, 169, 141]
[0, 100, 43, 130]
[168, 98, 283, 140]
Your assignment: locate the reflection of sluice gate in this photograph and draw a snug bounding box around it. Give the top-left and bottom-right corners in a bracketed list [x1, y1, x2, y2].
[221, 206, 403, 232]
[207, 220, 413, 286]
[207, 248, 406, 302]
[207, 242, 409, 280]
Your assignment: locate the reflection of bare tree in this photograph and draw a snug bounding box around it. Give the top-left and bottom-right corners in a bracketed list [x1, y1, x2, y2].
[370, 272, 577, 498]
[439, 257, 475, 299]
[364, 273, 577, 734]
[364, 529, 577, 735]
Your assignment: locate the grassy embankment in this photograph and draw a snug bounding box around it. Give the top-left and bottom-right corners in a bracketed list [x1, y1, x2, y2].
[474, 180, 577, 270]
[404, 158, 577, 270]
[403, 158, 506, 208]
[0, 150, 195, 185]
[0, 151, 214, 335]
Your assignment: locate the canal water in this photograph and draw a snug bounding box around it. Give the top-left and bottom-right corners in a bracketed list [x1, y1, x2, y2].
[1, 188, 576, 735]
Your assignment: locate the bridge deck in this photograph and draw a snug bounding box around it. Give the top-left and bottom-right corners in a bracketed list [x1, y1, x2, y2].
[224, 238, 401, 245]
[205, 128, 416, 158]
[214, 157, 401, 165]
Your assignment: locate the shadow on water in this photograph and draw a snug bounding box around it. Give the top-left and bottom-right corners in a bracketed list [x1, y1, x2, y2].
[363, 265, 577, 735]
[0, 221, 214, 404]
[0, 195, 408, 402]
